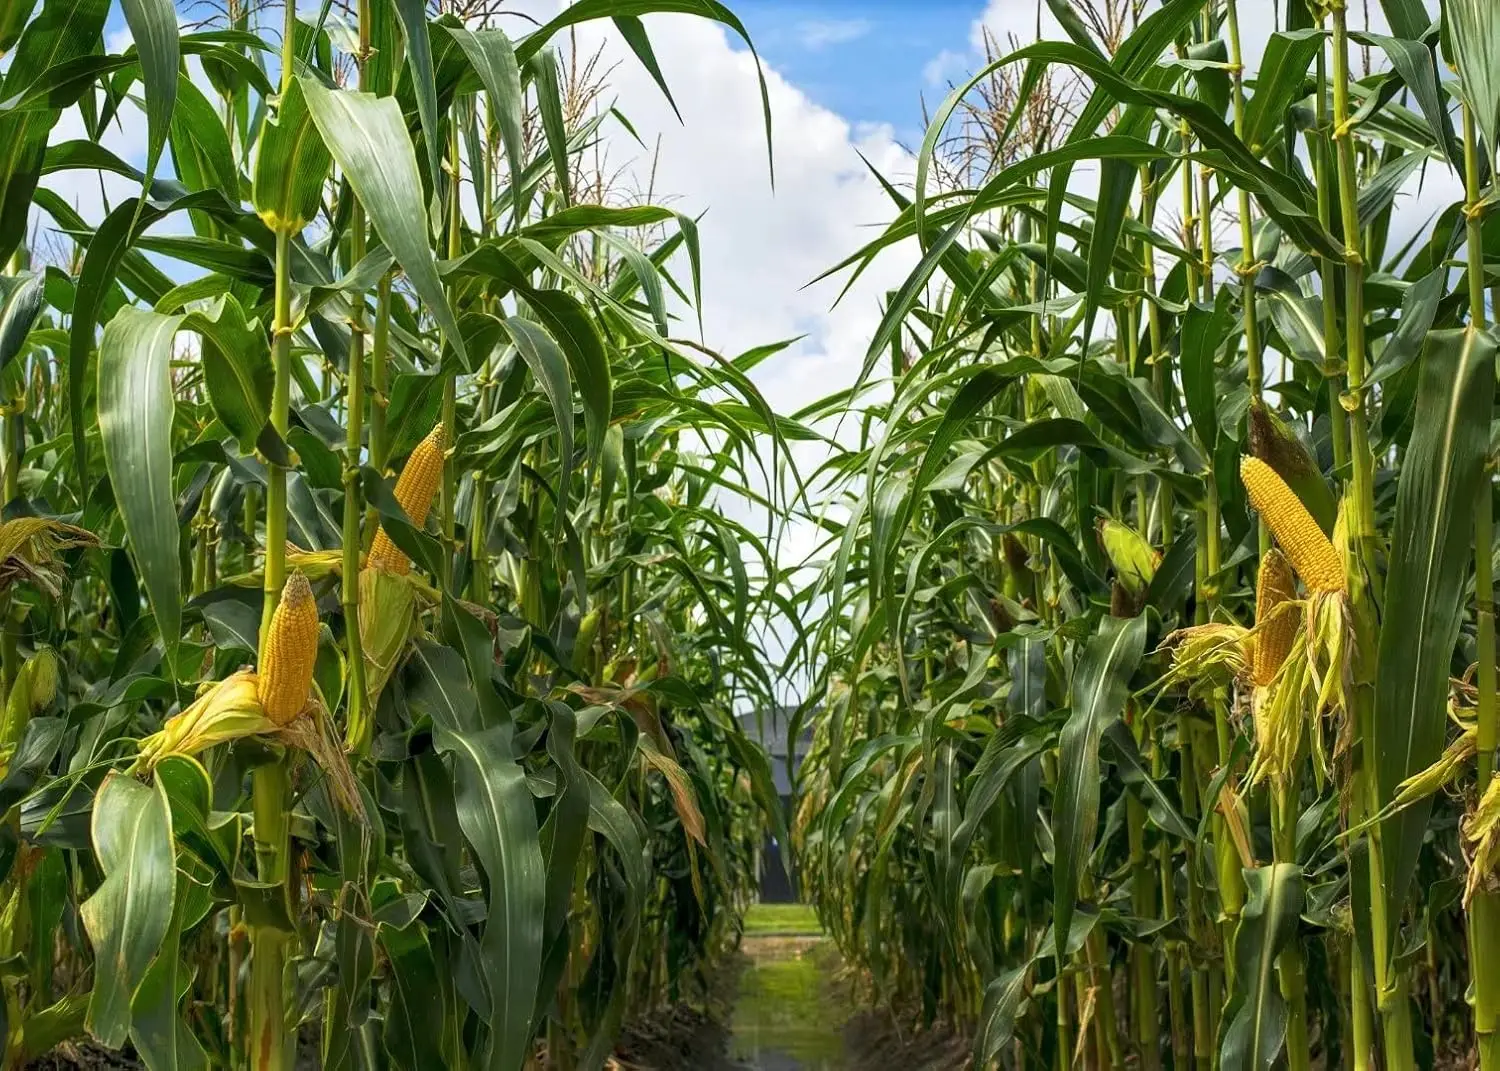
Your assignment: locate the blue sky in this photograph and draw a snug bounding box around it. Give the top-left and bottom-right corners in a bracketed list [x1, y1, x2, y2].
[100, 1, 987, 149]
[731, 0, 984, 143]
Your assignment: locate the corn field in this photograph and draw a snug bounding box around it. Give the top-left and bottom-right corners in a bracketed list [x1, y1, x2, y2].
[793, 0, 1500, 1068]
[0, 0, 791, 1067]
[6, 0, 1500, 1068]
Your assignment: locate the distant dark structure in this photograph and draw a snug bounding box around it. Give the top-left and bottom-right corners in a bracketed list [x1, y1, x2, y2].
[738, 704, 813, 903]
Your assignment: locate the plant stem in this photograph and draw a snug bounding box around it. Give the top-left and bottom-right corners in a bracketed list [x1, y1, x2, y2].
[341, 0, 373, 755]
[1273, 781, 1310, 1071]
[1310, 11, 1349, 476]
[1464, 98, 1500, 1071]
[247, 758, 291, 1071]
[1331, 2, 1411, 1063]
[363, 272, 392, 551]
[1226, 0, 1267, 559]
[440, 115, 462, 591]
[248, 11, 298, 1065]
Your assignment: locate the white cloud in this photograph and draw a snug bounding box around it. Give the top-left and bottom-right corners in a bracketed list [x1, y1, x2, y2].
[795, 18, 871, 51]
[923, 49, 969, 86]
[559, 10, 917, 425]
[544, 9, 923, 687]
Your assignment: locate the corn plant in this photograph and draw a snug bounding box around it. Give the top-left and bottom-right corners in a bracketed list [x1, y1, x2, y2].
[796, 0, 1500, 1068]
[0, 0, 793, 1068]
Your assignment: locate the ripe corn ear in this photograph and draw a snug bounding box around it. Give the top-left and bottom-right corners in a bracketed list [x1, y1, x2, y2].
[257, 571, 319, 725]
[1248, 400, 1337, 535]
[1240, 456, 1345, 594]
[368, 422, 448, 574]
[1252, 549, 1300, 687]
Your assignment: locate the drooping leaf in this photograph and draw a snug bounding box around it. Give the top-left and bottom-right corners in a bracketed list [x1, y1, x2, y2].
[80, 774, 176, 1049]
[0, 271, 44, 371]
[0, 0, 111, 263]
[417, 643, 546, 1071]
[442, 23, 525, 224]
[299, 76, 468, 370]
[119, 0, 180, 184]
[1444, 0, 1500, 164]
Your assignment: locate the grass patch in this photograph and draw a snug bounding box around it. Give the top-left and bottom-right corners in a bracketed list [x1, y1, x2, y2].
[743, 902, 821, 935]
[730, 938, 848, 1066]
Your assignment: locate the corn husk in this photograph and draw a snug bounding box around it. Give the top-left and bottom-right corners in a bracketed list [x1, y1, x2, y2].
[0, 517, 99, 597]
[224, 546, 345, 587]
[139, 672, 277, 765]
[138, 669, 363, 818]
[1465, 776, 1500, 903]
[359, 565, 420, 711]
[1097, 518, 1158, 596]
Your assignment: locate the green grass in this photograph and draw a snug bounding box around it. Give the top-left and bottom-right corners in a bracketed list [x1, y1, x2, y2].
[730, 939, 847, 1067]
[743, 902, 821, 935]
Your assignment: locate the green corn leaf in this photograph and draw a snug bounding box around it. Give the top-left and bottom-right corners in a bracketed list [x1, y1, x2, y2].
[432, 721, 544, 1071]
[80, 774, 176, 1049]
[97, 307, 184, 645]
[0, 0, 38, 53]
[1243, 30, 1323, 158]
[1444, 0, 1500, 164]
[1051, 613, 1147, 963]
[1220, 863, 1306, 1071]
[528, 49, 570, 208]
[504, 315, 574, 525]
[0, 0, 111, 262]
[1374, 326, 1494, 945]
[975, 964, 1033, 1067]
[0, 271, 44, 371]
[410, 642, 545, 1071]
[392, 0, 441, 189]
[299, 76, 468, 371]
[516, 0, 773, 182]
[251, 76, 330, 234]
[442, 22, 525, 224]
[119, 0, 179, 184]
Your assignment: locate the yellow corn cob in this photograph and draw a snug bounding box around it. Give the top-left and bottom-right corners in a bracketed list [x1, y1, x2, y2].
[367, 422, 448, 574]
[1240, 456, 1346, 594]
[257, 571, 319, 725]
[1252, 549, 1300, 687]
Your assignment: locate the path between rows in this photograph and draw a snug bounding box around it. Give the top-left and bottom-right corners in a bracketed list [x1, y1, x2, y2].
[728, 933, 852, 1070]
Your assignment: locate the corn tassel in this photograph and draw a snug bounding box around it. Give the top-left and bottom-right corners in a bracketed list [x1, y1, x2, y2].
[1241, 456, 1346, 593]
[1252, 549, 1300, 687]
[257, 571, 319, 725]
[368, 422, 447, 574]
